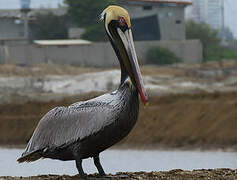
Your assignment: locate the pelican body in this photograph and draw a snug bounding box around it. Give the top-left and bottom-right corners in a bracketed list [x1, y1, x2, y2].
[17, 5, 148, 179]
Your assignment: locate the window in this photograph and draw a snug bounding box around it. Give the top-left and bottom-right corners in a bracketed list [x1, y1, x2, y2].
[176, 20, 181, 24]
[131, 15, 161, 41]
[167, 12, 173, 17]
[143, 6, 152, 10]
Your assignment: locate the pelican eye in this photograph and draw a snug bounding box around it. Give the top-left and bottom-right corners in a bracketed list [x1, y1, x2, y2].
[118, 16, 126, 26]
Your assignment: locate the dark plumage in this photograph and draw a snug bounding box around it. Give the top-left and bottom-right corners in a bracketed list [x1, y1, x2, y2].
[17, 5, 147, 179]
[18, 82, 138, 162]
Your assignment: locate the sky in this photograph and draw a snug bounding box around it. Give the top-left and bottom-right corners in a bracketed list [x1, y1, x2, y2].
[0, 0, 63, 9]
[224, 0, 237, 38]
[0, 0, 236, 38]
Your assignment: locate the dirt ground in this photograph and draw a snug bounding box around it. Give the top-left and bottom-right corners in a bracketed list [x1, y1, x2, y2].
[0, 59, 236, 77]
[1, 169, 237, 180]
[0, 91, 237, 150]
[127, 91, 237, 150]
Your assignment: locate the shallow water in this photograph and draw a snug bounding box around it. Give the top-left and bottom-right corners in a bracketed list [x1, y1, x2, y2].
[0, 148, 236, 177]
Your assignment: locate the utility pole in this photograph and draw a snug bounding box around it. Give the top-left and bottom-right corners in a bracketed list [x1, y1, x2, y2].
[204, 0, 208, 24]
[21, 9, 30, 39]
[221, 0, 225, 41]
[20, 0, 31, 40]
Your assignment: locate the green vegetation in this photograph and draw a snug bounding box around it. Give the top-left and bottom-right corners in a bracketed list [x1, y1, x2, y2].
[30, 12, 68, 40]
[186, 20, 237, 62]
[30, 0, 116, 41]
[228, 40, 237, 52]
[65, 0, 116, 41]
[146, 47, 181, 65]
[205, 45, 237, 61]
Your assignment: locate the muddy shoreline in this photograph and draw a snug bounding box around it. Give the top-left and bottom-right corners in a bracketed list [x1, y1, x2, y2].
[1, 169, 237, 179]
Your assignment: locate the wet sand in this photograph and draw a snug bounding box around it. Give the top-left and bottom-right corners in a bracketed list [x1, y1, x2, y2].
[1, 169, 237, 179]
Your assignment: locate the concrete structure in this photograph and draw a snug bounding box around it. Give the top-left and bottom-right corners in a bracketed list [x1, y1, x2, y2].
[118, 0, 192, 41]
[0, 40, 202, 66]
[0, 3, 202, 66]
[0, 8, 67, 39]
[187, 0, 223, 30]
[0, 15, 24, 39]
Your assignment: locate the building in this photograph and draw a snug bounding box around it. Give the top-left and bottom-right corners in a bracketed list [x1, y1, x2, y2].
[187, 0, 223, 30]
[0, 10, 24, 39]
[0, 2, 203, 65]
[1, 2, 192, 41]
[118, 0, 192, 41]
[0, 8, 66, 40]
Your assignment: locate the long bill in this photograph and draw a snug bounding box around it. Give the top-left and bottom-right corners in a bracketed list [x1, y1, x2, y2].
[117, 28, 148, 105]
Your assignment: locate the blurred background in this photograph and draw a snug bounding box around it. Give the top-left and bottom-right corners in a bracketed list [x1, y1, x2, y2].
[0, 0, 237, 177]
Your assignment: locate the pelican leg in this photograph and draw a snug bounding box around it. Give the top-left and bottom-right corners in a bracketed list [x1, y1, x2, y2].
[75, 158, 87, 179]
[93, 154, 106, 176]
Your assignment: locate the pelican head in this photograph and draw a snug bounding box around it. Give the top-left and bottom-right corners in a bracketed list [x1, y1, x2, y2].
[101, 5, 148, 105]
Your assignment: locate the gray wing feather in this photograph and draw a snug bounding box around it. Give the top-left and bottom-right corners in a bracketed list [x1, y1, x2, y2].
[24, 93, 122, 154]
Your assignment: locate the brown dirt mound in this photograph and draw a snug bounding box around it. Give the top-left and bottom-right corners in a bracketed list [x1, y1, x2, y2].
[0, 92, 237, 150]
[1, 169, 236, 180]
[126, 92, 237, 149]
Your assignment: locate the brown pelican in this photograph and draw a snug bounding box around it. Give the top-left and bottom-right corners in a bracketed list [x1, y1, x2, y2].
[17, 5, 148, 179]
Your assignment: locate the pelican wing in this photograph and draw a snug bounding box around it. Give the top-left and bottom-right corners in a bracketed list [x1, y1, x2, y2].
[24, 93, 122, 154]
